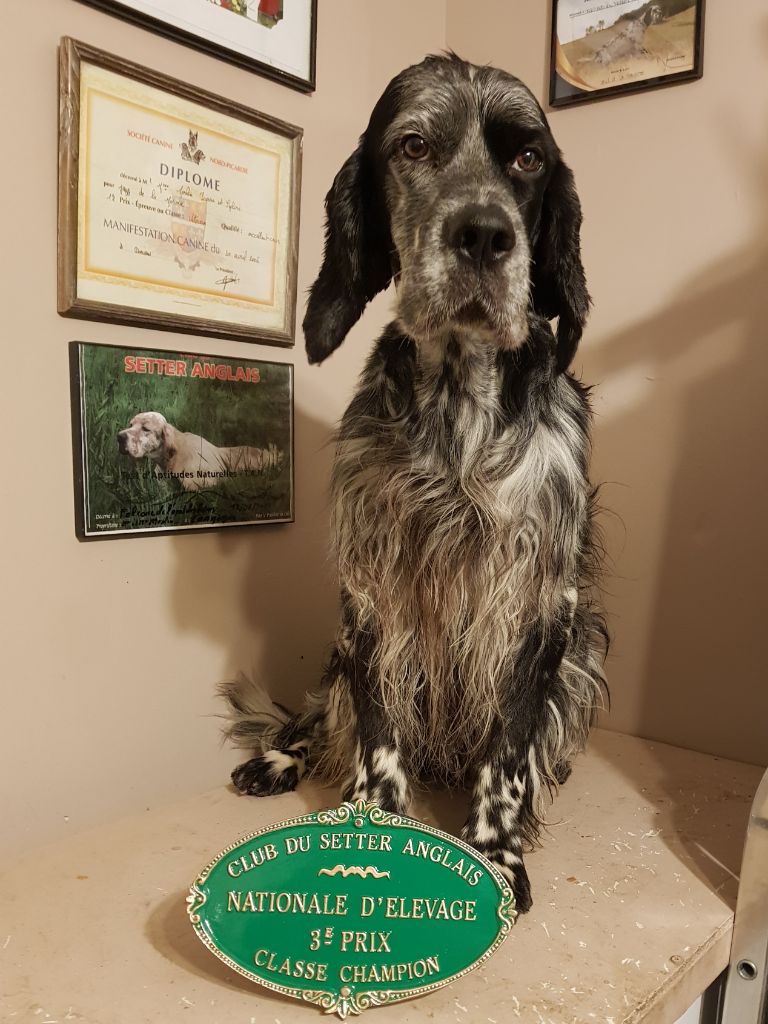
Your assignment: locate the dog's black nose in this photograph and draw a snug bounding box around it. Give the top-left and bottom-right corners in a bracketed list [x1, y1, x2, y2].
[117, 432, 128, 453]
[446, 204, 516, 266]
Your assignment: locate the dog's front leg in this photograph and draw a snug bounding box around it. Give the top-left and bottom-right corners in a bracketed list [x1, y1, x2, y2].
[462, 743, 534, 912]
[342, 737, 411, 816]
[340, 639, 412, 816]
[463, 593, 578, 913]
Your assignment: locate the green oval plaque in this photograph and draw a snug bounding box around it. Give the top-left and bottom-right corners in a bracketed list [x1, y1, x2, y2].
[187, 800, 517, 1017]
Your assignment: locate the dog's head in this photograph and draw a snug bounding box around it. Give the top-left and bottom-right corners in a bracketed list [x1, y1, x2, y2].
[117, 412, 173, 462]
[304, 53, 589, 372]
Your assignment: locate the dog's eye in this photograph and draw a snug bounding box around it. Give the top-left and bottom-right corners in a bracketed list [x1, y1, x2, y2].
[142, 426, 150, 432]
[511, 148, 544, 174]
[402, 134, 430, 160]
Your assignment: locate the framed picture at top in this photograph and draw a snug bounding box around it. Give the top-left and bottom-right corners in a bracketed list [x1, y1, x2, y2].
[58, 38, 302, 346]
[550, 0, 705, 108]
[78, 0, 317, 92]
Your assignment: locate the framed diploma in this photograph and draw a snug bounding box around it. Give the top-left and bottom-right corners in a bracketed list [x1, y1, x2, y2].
[70, 341, 294, 539]
[58, 38, 302, 346]
[550, 0, 705, 108]
[77, 0, 317, 93]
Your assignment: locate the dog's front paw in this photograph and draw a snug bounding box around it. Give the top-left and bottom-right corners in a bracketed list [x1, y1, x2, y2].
[231, 754, 299, 797]
[463, 833, 533, 914]
[485, 851, 532, 914]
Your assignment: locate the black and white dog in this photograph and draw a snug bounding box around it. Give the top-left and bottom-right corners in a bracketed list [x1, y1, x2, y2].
[223, 54, 608, 913]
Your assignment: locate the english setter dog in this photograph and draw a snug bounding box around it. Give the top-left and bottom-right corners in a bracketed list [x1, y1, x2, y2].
[118, 411, 282, 490]
[223, 54, 608, 913]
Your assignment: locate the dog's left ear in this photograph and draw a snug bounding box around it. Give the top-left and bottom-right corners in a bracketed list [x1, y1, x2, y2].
[162, 424, 176, 461]
[530, 159, 591, 373]
[303, 136, 394, 365]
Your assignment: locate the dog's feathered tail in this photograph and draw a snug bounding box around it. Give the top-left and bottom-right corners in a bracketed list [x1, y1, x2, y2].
[219, 675, 333, 796]
[217, 673, 294, 752]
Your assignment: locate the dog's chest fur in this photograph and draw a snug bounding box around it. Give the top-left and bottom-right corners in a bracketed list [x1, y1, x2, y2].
[332, 330, 586, 774]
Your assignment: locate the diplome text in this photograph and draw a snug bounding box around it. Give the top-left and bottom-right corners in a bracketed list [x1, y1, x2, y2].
[187, 802, 516, 1018]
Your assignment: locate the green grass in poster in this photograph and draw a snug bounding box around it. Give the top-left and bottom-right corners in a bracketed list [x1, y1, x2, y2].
[76, 343, 293, 536]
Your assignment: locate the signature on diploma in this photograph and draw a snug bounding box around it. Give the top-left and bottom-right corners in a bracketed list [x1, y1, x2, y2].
[216, 273, 240, 290]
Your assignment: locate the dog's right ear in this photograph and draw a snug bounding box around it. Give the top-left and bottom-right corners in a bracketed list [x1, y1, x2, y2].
[303, 139, 394, 365]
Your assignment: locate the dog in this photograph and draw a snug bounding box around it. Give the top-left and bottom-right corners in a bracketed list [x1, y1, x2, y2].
[117, 411, 282, 491]
[180, 130, 205, 165]
[590, 17, 650, 66]
[589, 5, 665, 67]
[222, 54, 608, 913]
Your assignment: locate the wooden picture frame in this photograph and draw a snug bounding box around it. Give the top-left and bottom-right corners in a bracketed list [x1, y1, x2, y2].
[58, 37, 303, 346]
[549, 0, 705, 108]
[77, 0, 317, 94]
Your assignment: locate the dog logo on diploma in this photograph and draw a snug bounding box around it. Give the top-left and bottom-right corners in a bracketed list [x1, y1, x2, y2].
[180, 129, 205, 165]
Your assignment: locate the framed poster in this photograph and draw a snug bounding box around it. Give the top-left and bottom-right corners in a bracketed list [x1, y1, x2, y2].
[76, 0, 317, 93]
[58, 38, 302, 346]
[550, 0, 705, 108]
[70, 341, 294, 538]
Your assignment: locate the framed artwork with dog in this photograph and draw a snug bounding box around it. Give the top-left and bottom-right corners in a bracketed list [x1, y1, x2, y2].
[550, 0, 705, 108]
[58, 38, 302, 346]
[76, 0, 317, 93]
[69, 341, 294, 538]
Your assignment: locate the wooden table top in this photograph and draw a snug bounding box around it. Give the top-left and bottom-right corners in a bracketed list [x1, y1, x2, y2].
[0, 730, 762, 1024]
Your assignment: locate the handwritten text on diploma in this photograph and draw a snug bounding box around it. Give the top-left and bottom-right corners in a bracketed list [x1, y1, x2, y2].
[78, 62, 294, 331]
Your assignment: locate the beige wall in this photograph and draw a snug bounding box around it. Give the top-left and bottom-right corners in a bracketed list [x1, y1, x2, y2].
[447, 0, 768, 766]
[2, 0, 765, 858]
[0, 0, 445, 856]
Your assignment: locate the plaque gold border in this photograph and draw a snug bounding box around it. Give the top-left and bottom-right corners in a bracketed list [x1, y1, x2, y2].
[187, 800, 518, 1019]
[58, 37, 303, 347]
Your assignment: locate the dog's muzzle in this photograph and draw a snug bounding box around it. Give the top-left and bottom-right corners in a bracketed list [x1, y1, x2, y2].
[117, 431, 130, 454]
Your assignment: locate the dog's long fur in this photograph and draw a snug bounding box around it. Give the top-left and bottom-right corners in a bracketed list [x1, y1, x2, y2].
[222, 54, 608, 913]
